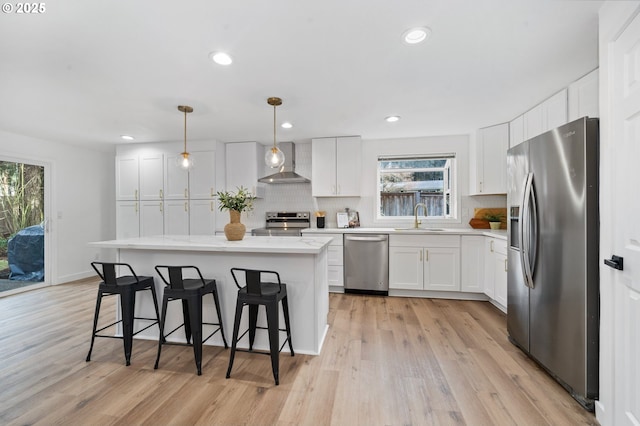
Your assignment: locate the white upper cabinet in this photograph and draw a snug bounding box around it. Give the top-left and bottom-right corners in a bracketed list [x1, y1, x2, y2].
[509, 114, 525, 148]
[116, 201, 139, 238]
[524, 89, 568, 140]
[189, 151, 216, 199]
[139, 154, 164, 201]
[225, 142, 265, 198]
[311, 136, 361, 197]
[164, 154, 189, 200]
[471, 123, 508, 195]
[163, 199, 190, 235]
[568, 69, 599, 121]
[189, 199, 216, 235]
[115, 156, 139, 200]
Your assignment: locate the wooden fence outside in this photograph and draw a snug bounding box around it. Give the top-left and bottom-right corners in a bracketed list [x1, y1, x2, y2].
[380, 192, 444, 217]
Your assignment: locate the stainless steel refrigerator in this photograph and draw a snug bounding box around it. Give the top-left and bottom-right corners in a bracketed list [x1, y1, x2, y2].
[507, 117, 599, 411]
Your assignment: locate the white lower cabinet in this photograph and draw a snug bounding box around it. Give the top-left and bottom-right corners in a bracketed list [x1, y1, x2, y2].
[484, 237, 507, 312]
[163, 200, 190, 235]
[140, 201, 164, 237]
[323, 233, 344, 290]
[389, 235, 460, 291]
[461, 235, 485, 293]
[189, 199, 216, 235]
[116, 201, 140, 239]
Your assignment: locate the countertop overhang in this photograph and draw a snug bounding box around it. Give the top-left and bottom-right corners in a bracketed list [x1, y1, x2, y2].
[302, 227, 507, 240]
[89, 235, 333, 254]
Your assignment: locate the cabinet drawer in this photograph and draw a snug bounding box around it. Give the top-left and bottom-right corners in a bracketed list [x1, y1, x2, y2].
[328, 246, 344, 265]
[490, 238, 507, 256]
[390, 234, 460, 248]
[321, 233, 344, 246]
[328, 265, 343, 287]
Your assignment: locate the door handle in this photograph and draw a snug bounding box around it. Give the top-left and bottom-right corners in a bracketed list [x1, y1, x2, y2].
[604, 255, 624, 271]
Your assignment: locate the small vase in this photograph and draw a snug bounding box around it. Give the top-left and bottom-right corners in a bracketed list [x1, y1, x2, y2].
[489, 221, 501, 230]
[224, 210, 246, 241]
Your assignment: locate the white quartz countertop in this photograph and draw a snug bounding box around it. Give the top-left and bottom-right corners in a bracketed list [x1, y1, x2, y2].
[89, 235, 333, 254]
[302, 227, 507, 240]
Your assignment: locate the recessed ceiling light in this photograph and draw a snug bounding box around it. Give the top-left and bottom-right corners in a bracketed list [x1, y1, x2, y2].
[210, 51, 233, 65]
[402, 27, 431, 44]
[385, 116, 401, 123]
[281, 122, 293, 129]
[121, 135, 135, 141]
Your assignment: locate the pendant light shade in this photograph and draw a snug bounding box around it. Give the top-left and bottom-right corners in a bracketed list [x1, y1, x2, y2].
[177, 105, 194, 170]
[265, 97, 285, 168]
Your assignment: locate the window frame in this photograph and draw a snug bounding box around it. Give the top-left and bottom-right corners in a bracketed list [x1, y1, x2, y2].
[376, 154, 457, 222]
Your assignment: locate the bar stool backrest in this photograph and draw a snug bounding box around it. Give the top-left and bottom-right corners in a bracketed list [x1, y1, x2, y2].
[230, 268, 282, 296]
[155, 265, 206, 290]
[91, 262, 140, 287]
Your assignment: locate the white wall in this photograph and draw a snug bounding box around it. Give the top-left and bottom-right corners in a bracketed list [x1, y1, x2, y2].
[0, 130, 115, 284]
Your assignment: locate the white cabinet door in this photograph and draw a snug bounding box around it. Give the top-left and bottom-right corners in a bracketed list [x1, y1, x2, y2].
[524, 103, 544, 140]
[311, 137, 338, 196]
[115, 156, 139, 200]
[189, 151, 216, 199]
[189, 199, 216, 235]
[328, 265, 344, 288]
[139, 154, 164, 201]
[335, 136, 361, 196]
[483, 238, 496, 298]
[116, 201, 139, 239]
[543, 89, 568, 132]
[140, 201, 164, 237]
[424, 247, 460, 291]
[568, 69, 599, 121]
[226, 142, 264, 198]
[509, 115, 525, 148]
[474, 123, 508, 194]
[461, 236, 485, 293]
[164, 155, 189, 200]
[389, 246, 423, 290]
[493, 251, 508, 309]
[311, 136, 361, 197]
[164, 200, 189, 235]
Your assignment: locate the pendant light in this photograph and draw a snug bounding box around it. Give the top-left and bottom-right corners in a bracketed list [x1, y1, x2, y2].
[177, 105, 194, 170]
[265, 97, 285, 168]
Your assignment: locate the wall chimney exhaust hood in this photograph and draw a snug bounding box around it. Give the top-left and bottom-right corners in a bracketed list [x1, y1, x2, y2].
[259, 142, 310, 184]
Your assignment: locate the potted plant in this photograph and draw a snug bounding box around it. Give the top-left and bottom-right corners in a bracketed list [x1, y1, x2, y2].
[215, 186, 256, 241]
[484, 213, 504, 230]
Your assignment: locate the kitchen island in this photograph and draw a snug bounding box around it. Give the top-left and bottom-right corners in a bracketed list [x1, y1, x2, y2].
[89, 235, 333, 355]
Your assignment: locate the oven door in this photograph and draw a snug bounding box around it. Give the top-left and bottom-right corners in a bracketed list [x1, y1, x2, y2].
[251, 228, 302, 237]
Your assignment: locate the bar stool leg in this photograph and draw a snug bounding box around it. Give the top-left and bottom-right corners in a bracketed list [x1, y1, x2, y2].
[187, 296, 204, 376]
[266, 301, 280, 385]
[120, 289, 136, 366]
[154, 295, 169, 369]
[226, 300, 244, 379]
[149, 283, 161, 331]
[181, 300, 192, 344]
[248, 304, 258, 351]
[211, 288, 228, 348]
[281, 295, 294, 356]
[86, 289, 104, 362]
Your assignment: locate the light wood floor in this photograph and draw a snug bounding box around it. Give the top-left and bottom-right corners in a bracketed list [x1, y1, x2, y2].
[0, 280, 598, 425]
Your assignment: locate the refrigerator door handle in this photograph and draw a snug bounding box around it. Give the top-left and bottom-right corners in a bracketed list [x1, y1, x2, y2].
[520, 173, 536, 289]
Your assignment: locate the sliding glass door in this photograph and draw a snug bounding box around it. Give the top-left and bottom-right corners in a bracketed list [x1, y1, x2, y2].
[0, 159, 48, 294]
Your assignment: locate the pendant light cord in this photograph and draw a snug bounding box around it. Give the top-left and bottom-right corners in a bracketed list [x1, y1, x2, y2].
[184, 109, 188, 154]
[273, 103, 277, 150]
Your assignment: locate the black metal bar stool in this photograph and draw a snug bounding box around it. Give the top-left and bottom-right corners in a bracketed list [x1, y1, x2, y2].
[226, 268, 294, 385]
[86, 262, 161, 366]
[154, 265, 228, 375]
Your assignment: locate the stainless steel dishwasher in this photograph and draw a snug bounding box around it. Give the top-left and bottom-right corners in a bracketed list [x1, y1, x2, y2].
[343, 234, 389, 295]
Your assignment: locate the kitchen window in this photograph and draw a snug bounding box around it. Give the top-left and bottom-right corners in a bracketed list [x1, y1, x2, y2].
[377, 154, 455, 219]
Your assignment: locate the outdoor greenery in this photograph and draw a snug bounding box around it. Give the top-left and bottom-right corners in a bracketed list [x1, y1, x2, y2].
[215, 186, 255, 213]
[0, 161, 44, 238]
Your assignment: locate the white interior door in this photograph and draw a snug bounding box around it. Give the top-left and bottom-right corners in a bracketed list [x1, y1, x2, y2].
[600, 3, 640, 424]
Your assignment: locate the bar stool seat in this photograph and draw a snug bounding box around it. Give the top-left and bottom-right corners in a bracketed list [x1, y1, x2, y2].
[86, 262, 161, 366]
[154, 265, 228, 375]
[226, 268, 294, 385]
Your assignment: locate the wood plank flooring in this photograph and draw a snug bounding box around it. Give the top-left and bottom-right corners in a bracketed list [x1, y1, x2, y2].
[0, 280, 598, 425]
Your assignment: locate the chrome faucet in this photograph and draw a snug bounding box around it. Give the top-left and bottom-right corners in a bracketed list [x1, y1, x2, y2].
[414, 203, 428, 228]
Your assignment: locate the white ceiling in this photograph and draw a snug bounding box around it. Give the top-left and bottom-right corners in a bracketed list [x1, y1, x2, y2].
[0, 0, 602, 150]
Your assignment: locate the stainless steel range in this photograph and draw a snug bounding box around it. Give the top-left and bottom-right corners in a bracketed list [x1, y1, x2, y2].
[251, 211, 310, 236]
